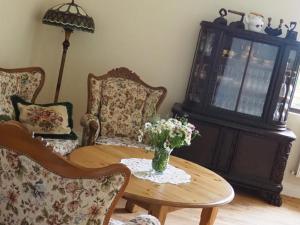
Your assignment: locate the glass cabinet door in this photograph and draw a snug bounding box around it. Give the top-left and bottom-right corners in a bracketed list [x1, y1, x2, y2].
[187, 29, 217, 104]
[212, 36, 251, 110]
[237, 42, 278, 116]
[273, 49, 299, 123]
[211, 34, 278, 117]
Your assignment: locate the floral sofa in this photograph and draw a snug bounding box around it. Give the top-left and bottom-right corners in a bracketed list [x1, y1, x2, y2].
[81, 67, 167, 147]
[0, 121, 160, 225]
[0, 67, 78, 156]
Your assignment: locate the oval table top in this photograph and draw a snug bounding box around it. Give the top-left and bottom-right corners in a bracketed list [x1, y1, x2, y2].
[69, 145, 234, 209]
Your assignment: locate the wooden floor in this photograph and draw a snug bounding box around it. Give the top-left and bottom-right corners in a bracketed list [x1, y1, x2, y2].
[112, 192, 300, 225]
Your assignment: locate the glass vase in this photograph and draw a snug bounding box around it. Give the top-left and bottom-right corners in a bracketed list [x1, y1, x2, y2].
[152, 147, 172, 173]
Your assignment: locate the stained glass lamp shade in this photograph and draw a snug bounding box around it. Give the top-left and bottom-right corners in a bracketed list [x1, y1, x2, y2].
[43, 0, 95, 33]
[42, 0, 95, 102]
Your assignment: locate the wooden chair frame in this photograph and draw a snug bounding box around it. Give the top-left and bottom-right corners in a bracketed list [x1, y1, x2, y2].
[86, 67, 167, 114]
[0, 121, 131, 225]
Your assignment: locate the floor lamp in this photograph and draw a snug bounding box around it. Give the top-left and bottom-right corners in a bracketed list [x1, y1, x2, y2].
[42, 0, 95, 103]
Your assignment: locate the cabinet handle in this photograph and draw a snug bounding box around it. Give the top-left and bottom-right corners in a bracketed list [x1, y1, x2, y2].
[228, 10, 245, 18]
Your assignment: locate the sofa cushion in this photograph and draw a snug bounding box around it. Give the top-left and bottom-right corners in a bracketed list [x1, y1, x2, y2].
[109, 215, 160, 225]
[100, 78, 148, 138]
[96, 136, 152, 150]
[45, 138, 79, 156]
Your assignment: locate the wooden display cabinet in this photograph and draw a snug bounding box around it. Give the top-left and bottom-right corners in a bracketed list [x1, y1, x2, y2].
[173, 21, 300, 206]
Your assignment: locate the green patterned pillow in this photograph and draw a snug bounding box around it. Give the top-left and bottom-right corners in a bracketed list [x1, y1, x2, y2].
[11, 95, 77, 140]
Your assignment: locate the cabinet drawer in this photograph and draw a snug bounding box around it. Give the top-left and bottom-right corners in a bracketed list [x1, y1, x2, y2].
[173, 120, 220, 168]
[215, 127, 238, 172]
[230, 132, 280, 180]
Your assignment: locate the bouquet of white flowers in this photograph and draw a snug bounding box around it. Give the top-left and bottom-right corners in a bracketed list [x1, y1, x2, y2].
[139, 117, 199, 173]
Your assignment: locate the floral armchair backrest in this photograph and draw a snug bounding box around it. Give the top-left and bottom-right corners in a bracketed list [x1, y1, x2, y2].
[0, 147, 126, 225]
[88, 68, 167, 139]
[0, 68, 45, 119]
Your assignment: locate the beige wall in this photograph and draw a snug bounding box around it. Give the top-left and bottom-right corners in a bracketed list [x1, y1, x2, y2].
[2, 0, 300, 197]
[0, 0, 43, 66]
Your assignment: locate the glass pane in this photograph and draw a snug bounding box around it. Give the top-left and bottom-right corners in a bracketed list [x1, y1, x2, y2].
[291, 74, 300, 110]
[238, 42, 278, 117]
[275, 50, 298, 122]
[212, 37, 251, 110]
[188, 29, 216, 103]
[188, 64, 210, 103]
[200, 30, 216, 57]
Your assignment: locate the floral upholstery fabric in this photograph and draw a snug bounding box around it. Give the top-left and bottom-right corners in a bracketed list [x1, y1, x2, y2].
[80, 114, 100, 146]
[0, 147, 125, 225]
[109, 215, 160, 225]
[0, 147, 160, 225]
[142, 90, 164, 125]
[89, 77, 103, 116]
[100, 78, 148, 139]
[96, 136, 152, 151]
[83, 74, 165, 146]
[17, 103, 71, 135]
[45, 139, 79, 156]
[0, 71, 42, 119]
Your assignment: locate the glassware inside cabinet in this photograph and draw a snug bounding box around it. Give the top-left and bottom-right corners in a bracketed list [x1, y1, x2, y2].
[212, 37, 251, 110]
[199, 30, 216, 57]
[237, 42, 278, 116]
[188, 29, 216, 103]
[273, 50, 297, 122]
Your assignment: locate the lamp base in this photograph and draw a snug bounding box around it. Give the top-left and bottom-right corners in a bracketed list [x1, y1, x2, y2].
[54, 28, 73, 103]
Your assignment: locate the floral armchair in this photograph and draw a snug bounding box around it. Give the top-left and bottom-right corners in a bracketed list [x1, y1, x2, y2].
[81, 67, 167, 147]
[0, 67, 78, 155]
[0, 67, 44, 119]
[0, 121, 160, 225]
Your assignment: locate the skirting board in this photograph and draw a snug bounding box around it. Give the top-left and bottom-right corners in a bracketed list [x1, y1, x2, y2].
[282, 181, 300, 199]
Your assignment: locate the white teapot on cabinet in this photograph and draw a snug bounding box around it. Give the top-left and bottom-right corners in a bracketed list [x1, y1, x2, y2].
[246, 12, 264, 32]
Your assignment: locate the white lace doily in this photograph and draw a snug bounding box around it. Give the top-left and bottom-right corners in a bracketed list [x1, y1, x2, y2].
[120, 158, 191, 184]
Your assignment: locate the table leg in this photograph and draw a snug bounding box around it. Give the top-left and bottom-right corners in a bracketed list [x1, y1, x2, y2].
[125, 200, 138, 213]
[200, 207, 218, 225]
[149, 205, 169, 225]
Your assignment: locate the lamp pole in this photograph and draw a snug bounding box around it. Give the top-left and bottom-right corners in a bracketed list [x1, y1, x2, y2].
[54, 28, 73, 103]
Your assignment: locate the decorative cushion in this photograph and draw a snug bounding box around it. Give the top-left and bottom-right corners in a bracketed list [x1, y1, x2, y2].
[11, 95, 77, 140]
[0, 70, 42, 118]
[96, 136, 152, 150]
[100, 78, 148, 138]
[45, 138, 79, 156]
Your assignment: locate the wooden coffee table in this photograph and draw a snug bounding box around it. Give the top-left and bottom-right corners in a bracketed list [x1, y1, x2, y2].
[69, 145, 234, 225]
